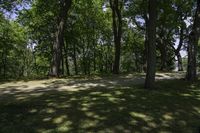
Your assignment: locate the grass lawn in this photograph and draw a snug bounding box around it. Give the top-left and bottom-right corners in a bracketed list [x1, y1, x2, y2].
[0, 74, 200, 133]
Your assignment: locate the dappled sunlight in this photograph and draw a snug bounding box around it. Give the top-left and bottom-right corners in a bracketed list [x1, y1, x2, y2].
[162, 113, 173, 121]
[180, 93, 193, 97]
[53, 115, 67, 124]
[156, 73, 184, 80]
[80, 119, 99, 129]
[0, 73, 185, 96]
[130, 112, 153, 122]
[0, 76, 200, 132]
[193, 107, 200, 114]
[56, 121, 72, 132]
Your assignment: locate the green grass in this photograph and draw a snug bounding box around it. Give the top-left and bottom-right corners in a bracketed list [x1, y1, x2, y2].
[0, 79, 200, 133]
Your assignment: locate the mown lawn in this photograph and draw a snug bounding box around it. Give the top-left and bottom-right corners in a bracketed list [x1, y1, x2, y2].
[0, 77, 200, 133]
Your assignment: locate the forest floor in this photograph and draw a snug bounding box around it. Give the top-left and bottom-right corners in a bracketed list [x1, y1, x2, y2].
[0, 73, 200, 133]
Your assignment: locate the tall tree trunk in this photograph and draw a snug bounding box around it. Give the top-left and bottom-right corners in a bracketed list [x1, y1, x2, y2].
[170, 22, 184, 71]
[176, 23, 184, 71]
[3, 50, 6, 79]
[143, 14, 148, 73]
[93, 38, 96, 72]
[61, 47, 64, 75]
[186, 0, 200, 81]
[108, 43, 113, 73]
[93, 50, 96, 72]
[92, 26, 96, 72]
[0, 64, 1, 77]
[99, 48, 103, 73]
[82, 47, 87, 75]
[145, 0, 157, 89]
[88, 57, 91, 75]
[51, 0, 72, 77]
[177, 52, 183, 71]
[159, 43, 167, 71]
[73, 42, 78, 75]
[64, 39, 70, 76]
[143, 34, 148, 72]
[0, 52, 3, 77]
[110, 0, 123, 74]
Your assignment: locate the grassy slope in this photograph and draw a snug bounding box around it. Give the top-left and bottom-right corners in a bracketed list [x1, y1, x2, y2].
[0, 76, 200, 133]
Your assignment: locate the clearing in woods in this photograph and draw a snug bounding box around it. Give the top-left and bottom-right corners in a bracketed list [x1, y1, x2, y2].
[0, 73, 200, 133]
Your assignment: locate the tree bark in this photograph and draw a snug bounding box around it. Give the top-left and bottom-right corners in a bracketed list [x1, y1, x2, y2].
[72, 42, 78, 75]
[109, 0, 123, 74]
[145, 0, 157, 89]
[3, 50, 6, 79]
[61, 47, 64, 75]
[64, 39, 70, 76]
[159, 43, 167, 71]
[51, 0, 72, 77]
[83, 50, 87, 75]
[177, 52, 183, 71]
[176, 23, 184, 71]
[93, 48, 96, 72]
[170, 22, 184, 71]
[93, 37, 96, 72]
[186, 0, 200, 81]
[143, 14, 148, 73]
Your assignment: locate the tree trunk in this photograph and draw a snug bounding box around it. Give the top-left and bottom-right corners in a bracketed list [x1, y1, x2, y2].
[73, 42, 78, 75]
[93, 38, 96, 72]
[107, 43, 113, 73]
[93, 50, 96, 72]
[64, 39, 70, 76]
[177, 52, 183, 71]
[0, 52, 3, 77]
[92, 27, 96, 73]
[65, 56, 70, 76]
[143, 14, 148, 73]
[110, 0, 123, 74]
[3, 50, 6, 79]
[159, 43, 167, 71]
[61, 47, 64, 75]
[143, 34, 148, 73]
[145, 0, 157, 89]
[82, 47, 87, 75]
[186, 0, 200, 81]
[51, 0, 72, 77]
[88, 57, 91, 75]
[176, 22, 184, 71]
[169, 21, 184, 71]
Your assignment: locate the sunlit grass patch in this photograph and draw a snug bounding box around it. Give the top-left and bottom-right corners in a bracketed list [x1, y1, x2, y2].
[0, 78, 199, 133]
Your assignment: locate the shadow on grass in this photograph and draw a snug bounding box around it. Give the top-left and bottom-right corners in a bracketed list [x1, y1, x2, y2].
[0, 79, 200, 133]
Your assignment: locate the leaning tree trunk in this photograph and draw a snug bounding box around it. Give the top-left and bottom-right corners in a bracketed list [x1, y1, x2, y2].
[110, 0, 123, 74]
[177, 52, 183, 71]
[186, 0, 200, 81]
[51, 0, 72, 77]
[170, 22, 184, 71]
[145, 0, 157, 89]
[176, 23, 184, 71]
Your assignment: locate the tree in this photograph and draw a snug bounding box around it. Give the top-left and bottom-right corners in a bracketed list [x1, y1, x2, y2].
[0, 13, 32, 79]
[1, 0, 199, 82]
[145, 0, 157, 89]
[109, 0, 123, 74]
[186, 0, 200, 81]
[50, 0, 72, 77]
